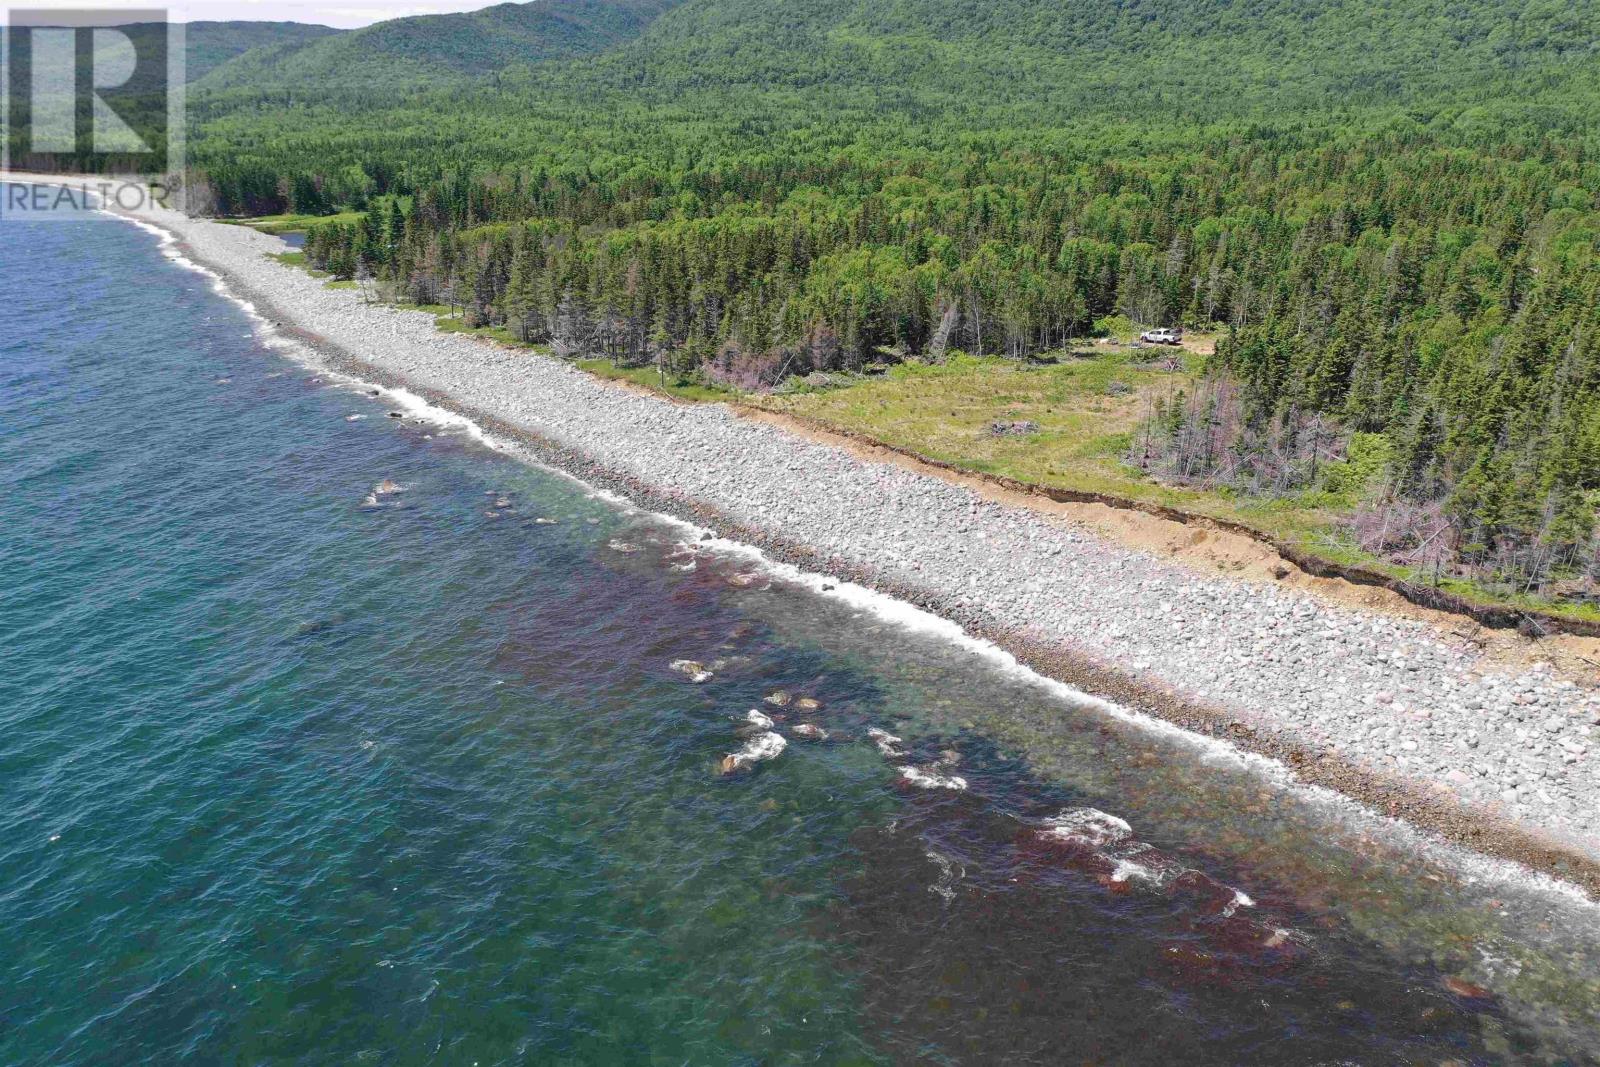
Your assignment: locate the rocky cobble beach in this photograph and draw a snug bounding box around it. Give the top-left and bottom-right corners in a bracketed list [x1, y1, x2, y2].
[127, 197, 1600, 875]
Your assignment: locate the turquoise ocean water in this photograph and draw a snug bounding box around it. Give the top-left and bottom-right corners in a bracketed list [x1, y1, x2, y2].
[5, 194, 1600, 1064]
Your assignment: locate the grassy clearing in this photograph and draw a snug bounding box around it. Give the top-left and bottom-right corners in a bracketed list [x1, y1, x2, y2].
[756, 346, 1335, 530]
[228, 196, 411, 238]
[227, 210, 365, 236]
[757, 348, 1600, 624]
[269, 251, 330, 277]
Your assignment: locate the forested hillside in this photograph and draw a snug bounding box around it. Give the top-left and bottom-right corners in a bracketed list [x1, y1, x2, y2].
[180, 0, 1600, 607]
[0, 20, 337, 94]
[195, 0, 683, 90]
[175, 21, 341, 83]
[0, 19, 337, 173]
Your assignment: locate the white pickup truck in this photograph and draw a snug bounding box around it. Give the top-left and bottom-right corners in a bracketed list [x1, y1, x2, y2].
[1138, 327, 1184, 346]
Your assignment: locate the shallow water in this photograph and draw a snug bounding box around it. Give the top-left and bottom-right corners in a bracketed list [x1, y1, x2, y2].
[4, 194, 1600, 1064]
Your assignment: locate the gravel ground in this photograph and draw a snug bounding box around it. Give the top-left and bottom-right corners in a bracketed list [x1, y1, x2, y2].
[127, 198, 1600, 864]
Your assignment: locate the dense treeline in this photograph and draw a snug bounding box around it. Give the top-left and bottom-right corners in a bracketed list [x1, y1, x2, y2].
[1209, 195, 1600, 593]
[172, 0, 1600, 600]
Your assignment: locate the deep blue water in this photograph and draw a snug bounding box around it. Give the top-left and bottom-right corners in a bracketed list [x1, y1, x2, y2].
[4, 196, 1600, 1064]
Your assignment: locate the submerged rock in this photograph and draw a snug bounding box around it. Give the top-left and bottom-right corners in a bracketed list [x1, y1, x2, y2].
[1166, 869, 1255, 916]
[670, 659, 713, 683]
[1039, 808, 1132, 847]
[292, 615, 343, 638]
[1443, 976, 1496, 1007]
[359, 479, 404, 509]
[1261, 927, 1293, 950]
[764, 690, 792, 707]
[534, 517, 559, 525]
[719, 730, 787, 775]
[742, 708, 776, 730]
[792, 723, 829, 741]
[1031, 808, 1264, 921]
[794, 697, 822, 711]
[868, 727, 905, 758]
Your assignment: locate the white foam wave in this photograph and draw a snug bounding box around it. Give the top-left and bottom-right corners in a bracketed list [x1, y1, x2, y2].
[868, 727, 905, 758]
[670, 659, 713, 683]
[383, 386, 495, 445]
[926, 848, 964, 903]
[1109, 857, 1158, 885]
[1221, 889, 1256, 918]
[1041, 807, 1133, 846]
[723, 730, 787, 773]
[72, 192, 520, 462]
[899, 765, 969, 791]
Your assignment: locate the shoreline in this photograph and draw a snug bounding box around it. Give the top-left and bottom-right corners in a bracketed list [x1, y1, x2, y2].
[11, 173, 1600, 894]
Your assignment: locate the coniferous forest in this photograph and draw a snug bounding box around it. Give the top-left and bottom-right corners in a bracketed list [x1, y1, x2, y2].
[131, 0, 1600, 606]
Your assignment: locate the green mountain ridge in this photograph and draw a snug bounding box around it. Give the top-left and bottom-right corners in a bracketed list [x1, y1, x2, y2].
[1, 20, 338, 94]
[598, 0, 1600, 121]
[175, 20, 342, 83]
[196, 0, 684, 91]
